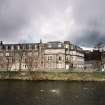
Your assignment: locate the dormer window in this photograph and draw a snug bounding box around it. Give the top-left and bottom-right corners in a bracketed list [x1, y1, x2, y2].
[17, 45, 20, 50]
[58, 43, 62, 48]
[11, 46, 14, 50]
[48, 43, 52, 48]
[22, 45, 25, 50]
[0, 45, 2, 50]
[35, 45, 37, 50]
[29, 44, 32, 49]
[8, 46, 11, 50]
[5, 46, 8, 51]
[71, 45, 74, 50]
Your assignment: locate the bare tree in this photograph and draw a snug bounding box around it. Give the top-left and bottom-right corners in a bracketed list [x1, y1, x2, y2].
[25, 55, 34, 72]
[25, 51, 39, 72]
[0, 57, 6, 70]
[18, 49, 24, 71]
[6, 57, 10, 71]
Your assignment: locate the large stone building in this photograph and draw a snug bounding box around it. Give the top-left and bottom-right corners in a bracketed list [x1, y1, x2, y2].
[84, 50, 101, 71]
[94, 43, 105, 71]
[84, 43, 105, 72]
[0, 41, 84, 71]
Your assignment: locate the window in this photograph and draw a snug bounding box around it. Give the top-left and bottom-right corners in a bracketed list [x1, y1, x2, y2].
[22, 45, 25, 50]
[25, 65, 27, 68]
[6, 46, 8, 51]
[35, 45, 37, 50]
[58, 43, 62, 48]
[66, 56, 69, 61]
[48, 56, 52, 60]
[8, 46, 11, 50]
[12, 58, 15, 63]
[17, 45, 20, 50]
[58, 56, 62, 61]
[48, 44, 52, 48]
[6, 53, 9, 56]
[71, 45, 74, 50]
[65, 45, 69, 49]
[29, 44, 32, 49]
[11, 46, 14, 50]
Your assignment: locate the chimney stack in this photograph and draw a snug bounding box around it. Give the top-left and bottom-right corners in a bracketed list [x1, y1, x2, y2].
[0, 41, 3, 45]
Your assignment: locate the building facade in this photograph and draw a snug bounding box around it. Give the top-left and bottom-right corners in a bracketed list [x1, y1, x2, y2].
[84, 50, 101, 71]
[0, 41, 84, 71]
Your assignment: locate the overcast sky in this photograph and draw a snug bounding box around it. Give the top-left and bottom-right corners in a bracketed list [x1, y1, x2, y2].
[0, 0, 105, 47]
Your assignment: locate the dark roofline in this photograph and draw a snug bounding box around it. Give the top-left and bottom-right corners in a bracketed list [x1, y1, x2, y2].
[1, 43, 39, 46]
[47, 41, 62, 43]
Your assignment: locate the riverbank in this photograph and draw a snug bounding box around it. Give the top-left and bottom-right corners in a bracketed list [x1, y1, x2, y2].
[0, 71, 105, 81]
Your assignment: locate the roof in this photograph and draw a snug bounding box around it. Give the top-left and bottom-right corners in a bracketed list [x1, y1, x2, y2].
[46, 41, 64, 49]
[85, 50, 101, 61]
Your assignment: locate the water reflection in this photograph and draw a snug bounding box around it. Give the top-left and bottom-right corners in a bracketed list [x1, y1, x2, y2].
[49, 89, 60, 94]
[0, 81, 105, 105]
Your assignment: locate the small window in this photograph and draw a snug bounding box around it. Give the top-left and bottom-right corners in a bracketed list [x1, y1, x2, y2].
[48, 44, 52, 48]
[11, 46, 14, 50]
[48, 56, 52, 60]
[6, 46, 8, 50]
[25, 65, 27, 68]
[8, 46, 11, 50]
[59, 56, 62, 61]
[35, 45, 37, 50]
[22, 45, 25, 50]
[71, 45, 73, 50]
[66, 56, 69, 60]
[58, 43, 62, 48]
[17, 45, 20, 50]
[29, 44, 32, 49]
[6, 53, 9, 56]
[12, 58, 15, 63]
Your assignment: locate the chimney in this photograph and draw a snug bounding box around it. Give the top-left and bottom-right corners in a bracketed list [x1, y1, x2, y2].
[0, 41, 3, 45]
[64, 41, 70, 44]
[40, 39, 42, 44]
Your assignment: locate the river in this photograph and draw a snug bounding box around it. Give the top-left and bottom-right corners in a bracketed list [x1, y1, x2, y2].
[0, 80, 105, 105]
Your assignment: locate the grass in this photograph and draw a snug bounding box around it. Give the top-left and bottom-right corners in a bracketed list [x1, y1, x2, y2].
[0, 70, 105, 81]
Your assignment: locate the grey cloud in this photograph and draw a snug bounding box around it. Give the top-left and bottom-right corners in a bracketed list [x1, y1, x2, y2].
[73, 30, 105, 47]
[0, 0, 105, 47]
[70, 0, 105, 47]
[0, 0, 37, 42]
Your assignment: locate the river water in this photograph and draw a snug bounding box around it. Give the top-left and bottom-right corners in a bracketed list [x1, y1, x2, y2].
[0, 80, 105, 105]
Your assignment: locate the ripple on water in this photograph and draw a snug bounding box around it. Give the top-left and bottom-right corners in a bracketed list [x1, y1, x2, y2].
[49, 89, 60, 94]
[40, 89, 44, 92]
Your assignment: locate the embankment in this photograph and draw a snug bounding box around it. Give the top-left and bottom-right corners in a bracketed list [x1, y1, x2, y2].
[0, 71, 105, 81]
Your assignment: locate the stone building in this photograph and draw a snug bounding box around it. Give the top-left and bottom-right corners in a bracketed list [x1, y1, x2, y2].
[70, 44, 84, 70]
[94, 43, 105, 71]
[84, 50, 101, 71]
[0, 41, 84, 71]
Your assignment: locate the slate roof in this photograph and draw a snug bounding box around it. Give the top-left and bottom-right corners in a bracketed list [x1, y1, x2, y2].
[46, 41, 64, 49]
